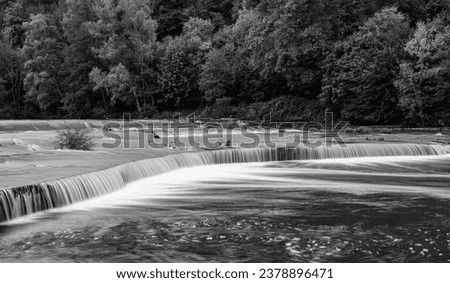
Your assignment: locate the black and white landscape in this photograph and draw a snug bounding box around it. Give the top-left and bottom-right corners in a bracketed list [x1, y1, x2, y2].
[0, 0, 450, 263]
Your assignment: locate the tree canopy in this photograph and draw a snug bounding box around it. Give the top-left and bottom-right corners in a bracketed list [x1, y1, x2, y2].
[1, 0, 450, 125]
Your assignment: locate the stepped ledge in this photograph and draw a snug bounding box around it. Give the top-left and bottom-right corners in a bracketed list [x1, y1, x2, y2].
[1, 120, 449, 189]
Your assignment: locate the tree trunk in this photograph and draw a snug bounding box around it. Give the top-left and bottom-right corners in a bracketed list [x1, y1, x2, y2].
[54, 81, 64, 118]
[101, 88, 107, 108]
[150, 94, 155, 107]
[133, 90, 143, 118]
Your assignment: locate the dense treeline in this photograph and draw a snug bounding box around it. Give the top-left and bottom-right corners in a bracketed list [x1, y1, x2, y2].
[1, 0, 450, 126]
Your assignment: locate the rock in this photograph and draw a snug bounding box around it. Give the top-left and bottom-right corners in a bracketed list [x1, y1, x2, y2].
[13, 138, 25, 146]
[27, 144, 42, 151]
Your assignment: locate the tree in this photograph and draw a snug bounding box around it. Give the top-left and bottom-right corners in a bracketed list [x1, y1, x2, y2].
[185, 0, 236, 29]
[2, 1, 28, 49]
[86, 0, 158, 117]
[320, 7, 412, 124]
[153, 0, 237, 40]
[22, 14, 65, 115]
[90, 63, 140, 111]
[158, 17, 214, 108]
[2, 0, 450, 122]
[397, 0, 450, 25]
[153, 0, 189, 40]
[200, 41, 236, 104]
[395, 17, 450, 126]
[60, 0, 99, 117]
[200, 9, 265, 106]
[255, 23, 329, 98]
[0, 40, 23, 117]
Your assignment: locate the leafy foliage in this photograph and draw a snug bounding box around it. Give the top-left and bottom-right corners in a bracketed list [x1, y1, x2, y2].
[60, 0, 99, 117]
[53, 125, 94, 150]
[321, 7, 412, 124]
[85, 0, 158, 117]
[22, 13, 65, 114]
[242, 96, 324, 122]
[2, 1, 28, 48]
[396, 17, 450, 125]
[1, 0, 450, 125]
[158, 17, 213, 108]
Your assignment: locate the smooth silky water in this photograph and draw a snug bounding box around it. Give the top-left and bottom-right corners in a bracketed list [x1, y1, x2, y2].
[0, 144, 450, 262]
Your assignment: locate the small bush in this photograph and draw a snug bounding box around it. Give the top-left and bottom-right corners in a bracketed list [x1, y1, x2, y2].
[355, 126, 371, 134]
[380, 128, 393, 134]
[54, 126, 94, 150]
[344, 127, 356, 133]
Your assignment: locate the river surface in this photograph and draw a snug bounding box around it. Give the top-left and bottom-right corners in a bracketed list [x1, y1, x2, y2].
[1, 155, 450, 263]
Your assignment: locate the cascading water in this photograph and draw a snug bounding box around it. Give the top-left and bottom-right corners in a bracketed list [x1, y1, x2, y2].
[1, 143, 449, 223]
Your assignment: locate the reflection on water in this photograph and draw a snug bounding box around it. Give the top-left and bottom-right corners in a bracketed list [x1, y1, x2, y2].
[1, 155, 450, 263]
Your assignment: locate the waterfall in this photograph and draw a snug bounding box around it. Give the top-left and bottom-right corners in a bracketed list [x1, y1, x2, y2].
[1, 143, 449, 223]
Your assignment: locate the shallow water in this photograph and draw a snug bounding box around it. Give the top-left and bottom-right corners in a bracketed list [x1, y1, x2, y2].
[1, 155, 450, 263]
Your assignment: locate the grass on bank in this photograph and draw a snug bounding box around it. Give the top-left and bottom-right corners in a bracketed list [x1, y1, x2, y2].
[53, 125, 94, 150]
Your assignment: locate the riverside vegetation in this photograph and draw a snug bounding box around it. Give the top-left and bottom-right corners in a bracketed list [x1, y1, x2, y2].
[1, 0, 450, 126]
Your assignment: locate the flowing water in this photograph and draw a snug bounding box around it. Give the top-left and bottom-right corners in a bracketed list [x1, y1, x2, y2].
[0, 144, 450, 262]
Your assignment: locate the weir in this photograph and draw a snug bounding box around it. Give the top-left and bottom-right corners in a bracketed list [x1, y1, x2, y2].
[1, 143, 449, 223]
